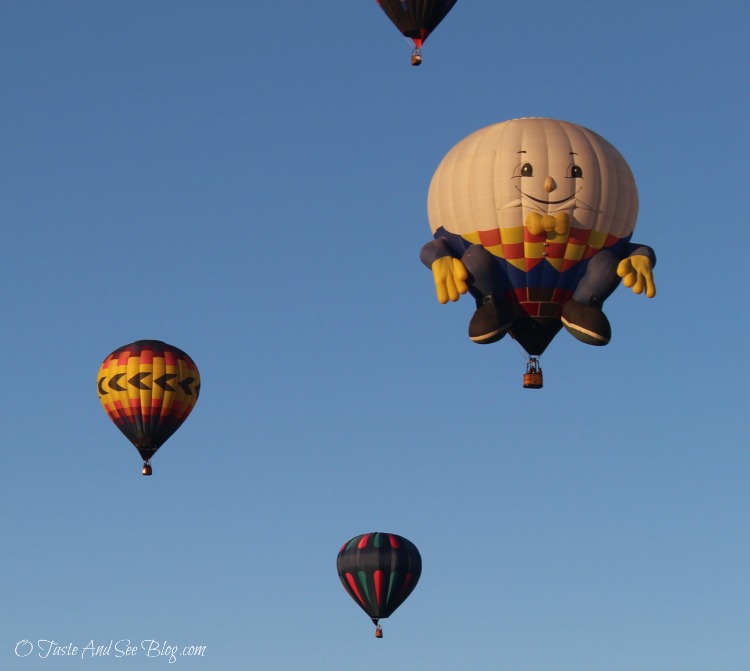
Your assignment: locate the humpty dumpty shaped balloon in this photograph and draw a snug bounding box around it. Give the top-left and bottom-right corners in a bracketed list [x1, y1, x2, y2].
[421, 117, 656, 357]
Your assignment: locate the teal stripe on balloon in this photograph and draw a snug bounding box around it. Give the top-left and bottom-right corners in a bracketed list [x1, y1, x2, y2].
[385, 571, 398, 607]
[357, 571, 371, 604]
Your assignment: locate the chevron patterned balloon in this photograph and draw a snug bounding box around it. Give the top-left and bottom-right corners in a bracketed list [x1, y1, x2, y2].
[97, 340, 200, 474]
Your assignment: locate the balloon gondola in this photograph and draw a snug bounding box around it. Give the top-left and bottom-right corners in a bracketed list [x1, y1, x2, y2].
[523, 357, 543, 389]
[97, 340, 200, 475]
[337, 532, 422, 637]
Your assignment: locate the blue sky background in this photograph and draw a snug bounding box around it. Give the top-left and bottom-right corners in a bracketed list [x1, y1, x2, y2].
[2, 1, 748, 669]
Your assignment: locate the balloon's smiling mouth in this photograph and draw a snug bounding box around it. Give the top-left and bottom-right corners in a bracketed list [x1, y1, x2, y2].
[502, 187, 592, 214]
[518, 188, 580, 206]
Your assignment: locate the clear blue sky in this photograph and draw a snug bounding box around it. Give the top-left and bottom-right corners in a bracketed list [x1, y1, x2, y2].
[2, 2, 748, 669]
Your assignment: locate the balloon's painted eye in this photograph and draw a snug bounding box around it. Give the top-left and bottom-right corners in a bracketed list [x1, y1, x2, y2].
[520, 162, 533, 177]
[568, 164, 583, 178]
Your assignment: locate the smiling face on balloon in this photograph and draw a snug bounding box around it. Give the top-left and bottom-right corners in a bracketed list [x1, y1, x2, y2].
[428, 118, 639, 241]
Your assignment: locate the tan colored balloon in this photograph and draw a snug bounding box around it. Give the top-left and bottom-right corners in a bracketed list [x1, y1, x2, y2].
[427, 117, 639, 242]
[421, 118, 656, 362]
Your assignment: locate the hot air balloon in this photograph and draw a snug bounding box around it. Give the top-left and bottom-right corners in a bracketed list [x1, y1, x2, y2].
[337, 532, 422, 638]
[97, 340, 200, 475]
[421, 118, 657, 388]
[376, 0, 458, 65]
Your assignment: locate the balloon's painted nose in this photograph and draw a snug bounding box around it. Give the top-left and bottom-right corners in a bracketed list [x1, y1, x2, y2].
[544, 176, 557, 193]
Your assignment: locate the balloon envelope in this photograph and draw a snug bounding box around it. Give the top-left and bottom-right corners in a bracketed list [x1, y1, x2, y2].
[97, 340, 200, 463]
[426, 117, 641, 355]
[376, 0, 457, 49]
[337, 532, 422, 625]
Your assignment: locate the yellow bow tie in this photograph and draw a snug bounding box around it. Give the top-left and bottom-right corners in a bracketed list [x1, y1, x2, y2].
[525, 212, 571, 236]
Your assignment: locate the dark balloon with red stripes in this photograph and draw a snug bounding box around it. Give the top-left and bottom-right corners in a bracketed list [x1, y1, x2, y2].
[376, 0, 458, 64]
[336, 532, 422, 637]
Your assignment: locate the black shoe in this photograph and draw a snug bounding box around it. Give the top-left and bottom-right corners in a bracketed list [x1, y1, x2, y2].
[469, 296, 512, 344]
[561, 299, 611, 346]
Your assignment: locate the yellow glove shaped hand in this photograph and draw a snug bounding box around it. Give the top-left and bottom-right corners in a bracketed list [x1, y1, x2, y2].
[431, 256, 469, 304]
[617, 255, 656, 298]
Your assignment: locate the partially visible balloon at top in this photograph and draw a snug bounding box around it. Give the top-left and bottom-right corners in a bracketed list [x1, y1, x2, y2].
[375, 0, 458, 65]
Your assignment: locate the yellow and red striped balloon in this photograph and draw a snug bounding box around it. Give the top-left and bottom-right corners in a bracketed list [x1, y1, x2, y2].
[97, 340, 200, 471]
